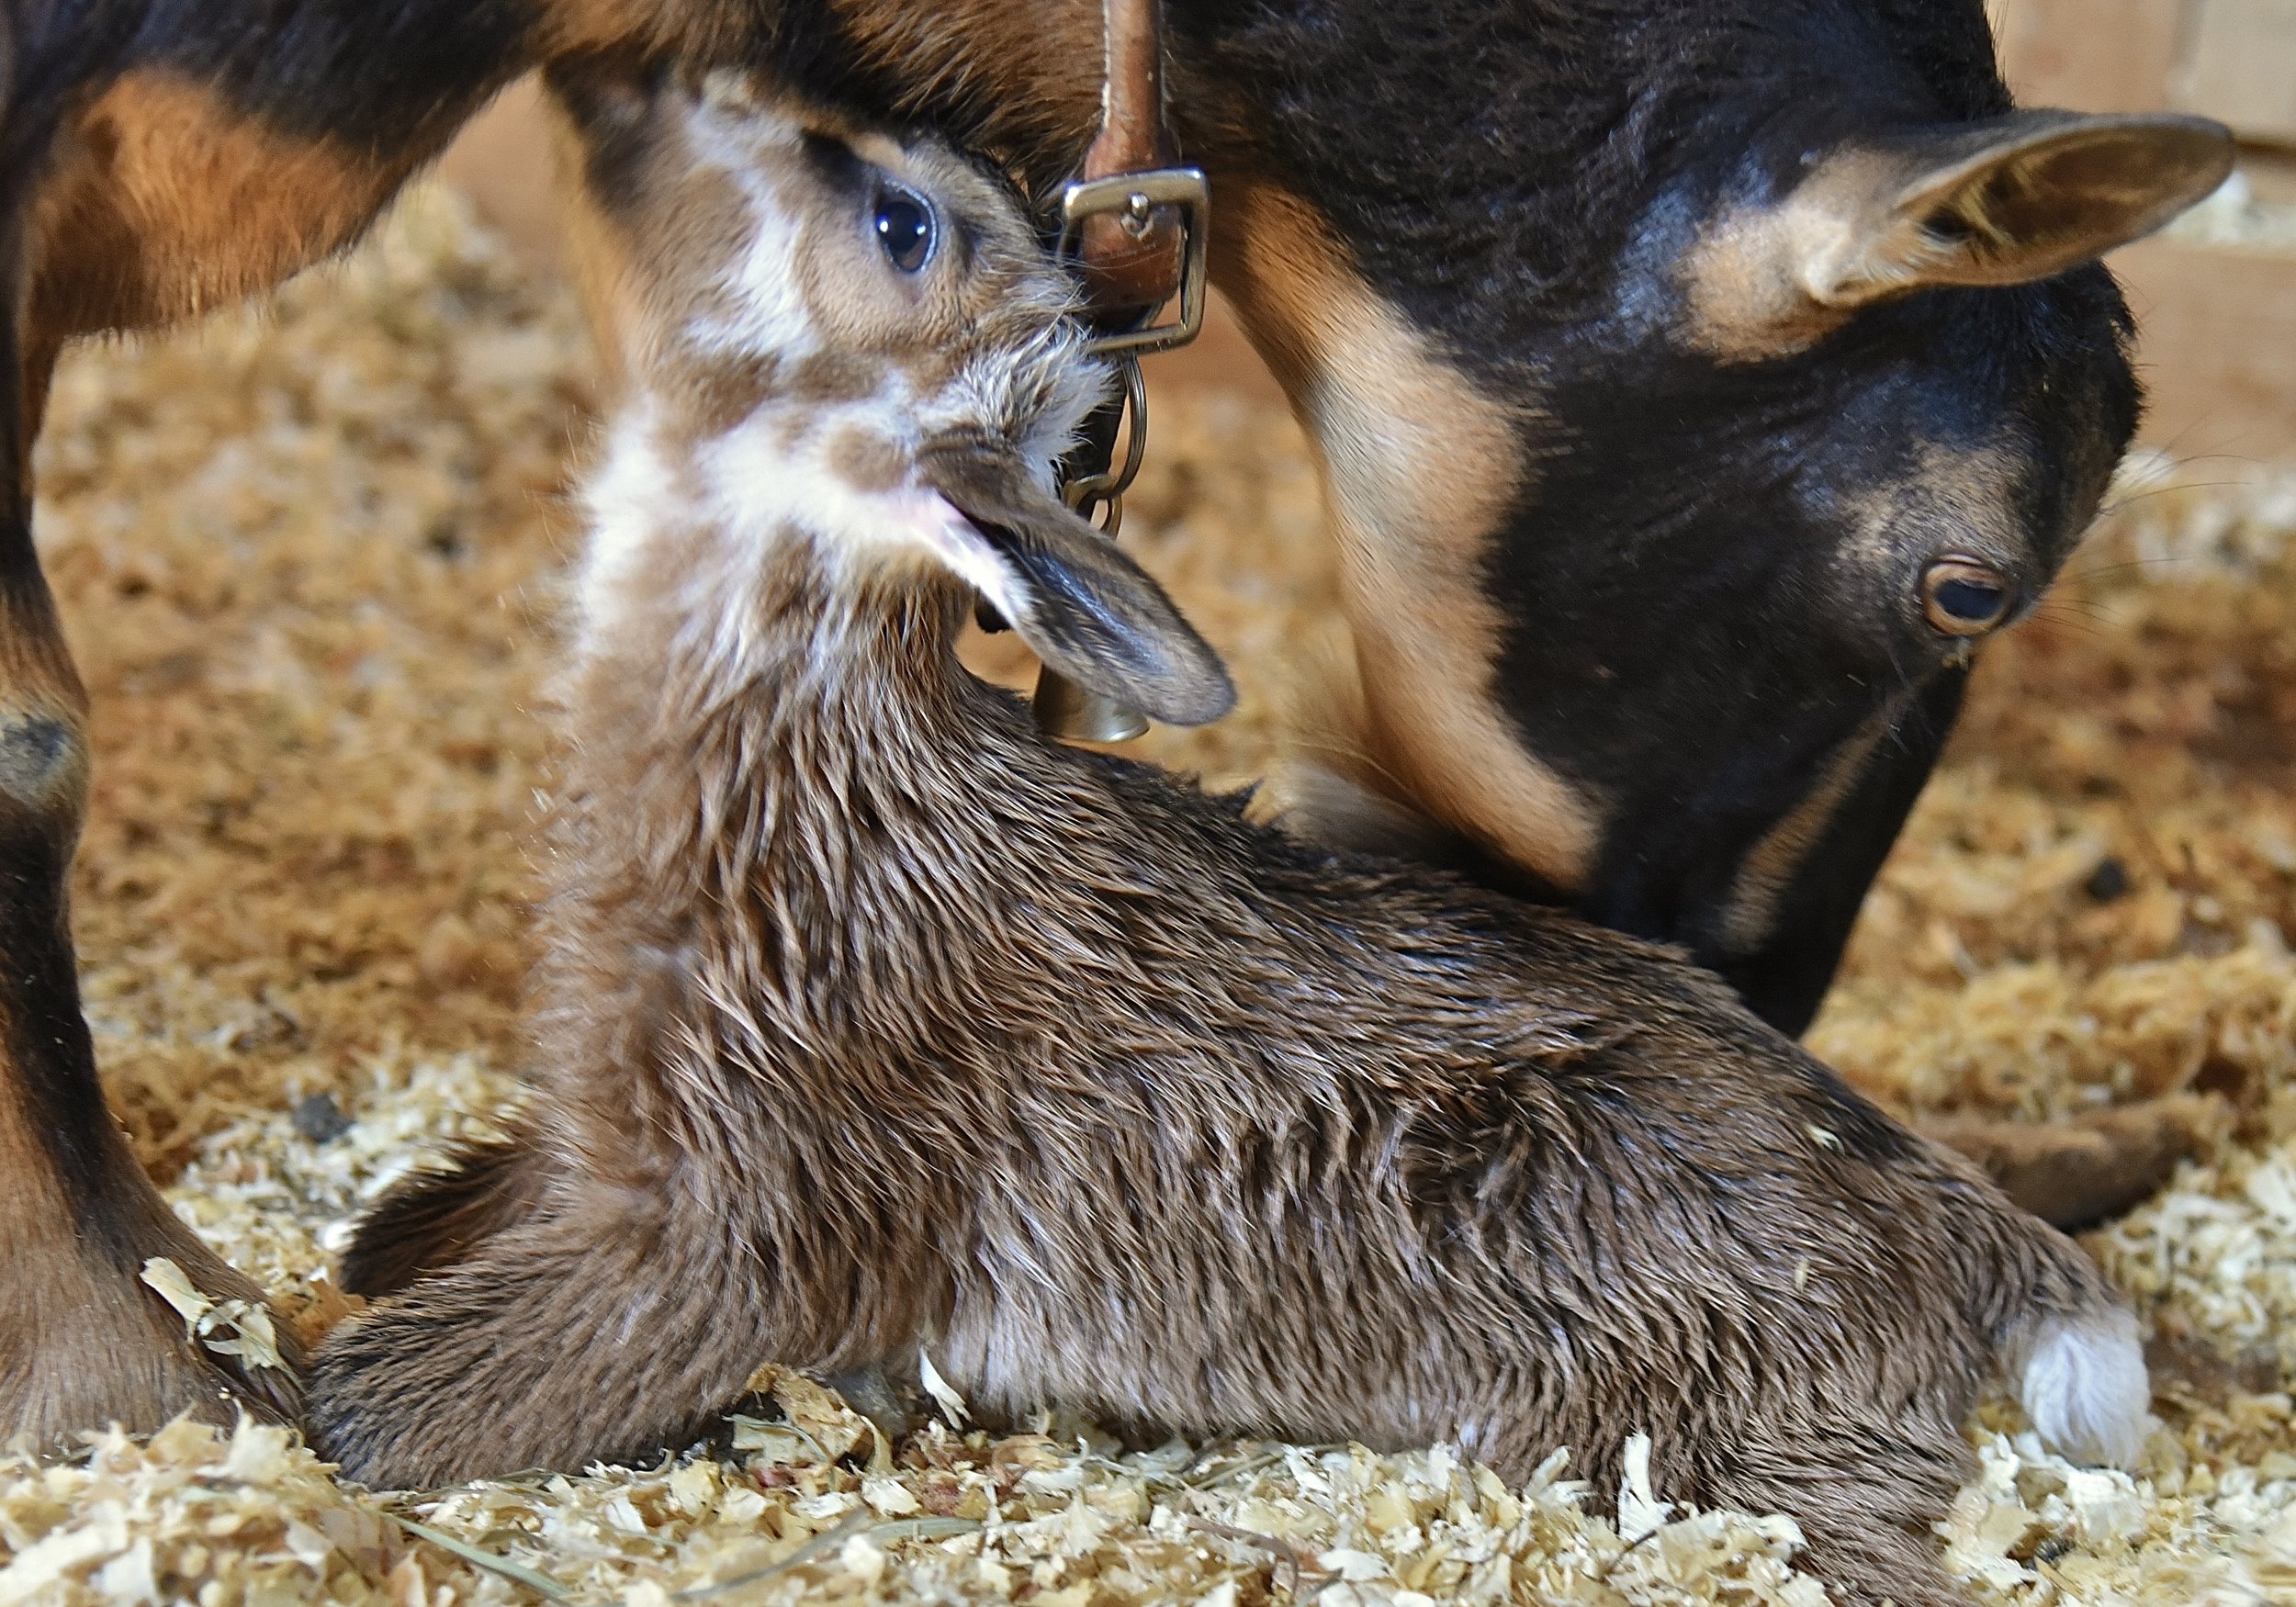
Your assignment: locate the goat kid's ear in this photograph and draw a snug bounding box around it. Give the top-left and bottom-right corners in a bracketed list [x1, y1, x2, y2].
[1702, 110, 2232, 331]
[914, 448, 1235, 728]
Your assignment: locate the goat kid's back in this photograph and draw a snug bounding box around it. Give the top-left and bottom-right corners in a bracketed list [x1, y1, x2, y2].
[310, 70, 2147, 1607]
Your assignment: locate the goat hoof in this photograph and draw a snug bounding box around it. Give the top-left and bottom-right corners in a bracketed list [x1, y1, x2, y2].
[0, 1205, 301, 1447]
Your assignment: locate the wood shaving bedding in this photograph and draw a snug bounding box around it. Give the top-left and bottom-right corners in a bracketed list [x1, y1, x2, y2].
[2, 186, 2291, 1604]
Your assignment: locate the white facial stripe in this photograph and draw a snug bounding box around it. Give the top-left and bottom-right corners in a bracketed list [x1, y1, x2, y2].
[677, 105, 816, 365]
[577, 400, 692, 645]
[699, 399, 916, 551]
[576, 408, 1024, 686]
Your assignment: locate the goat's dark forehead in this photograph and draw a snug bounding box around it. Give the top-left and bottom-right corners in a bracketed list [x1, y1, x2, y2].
[1172, 0, 2011, 343]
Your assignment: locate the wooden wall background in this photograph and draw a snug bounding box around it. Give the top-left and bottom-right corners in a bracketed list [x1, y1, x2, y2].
[1989, 0, 2296, 464]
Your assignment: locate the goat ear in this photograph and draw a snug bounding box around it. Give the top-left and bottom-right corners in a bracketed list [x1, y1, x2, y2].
[915, 448, 1235, 728]
[1793, 112, 2233, 306]
[1692, 112, 2234, 352]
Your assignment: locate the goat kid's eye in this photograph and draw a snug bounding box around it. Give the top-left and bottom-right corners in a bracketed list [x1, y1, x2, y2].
[1919, 556, 2016, 637]
[872, 187, 935, 274]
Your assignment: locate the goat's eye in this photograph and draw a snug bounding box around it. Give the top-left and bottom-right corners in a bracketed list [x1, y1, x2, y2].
[1919, 556, 2016, 637]
[872, 188, 934, 273]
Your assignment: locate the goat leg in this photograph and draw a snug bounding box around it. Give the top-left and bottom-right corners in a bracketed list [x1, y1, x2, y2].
[311, 1195, 823, 1487]
[0, 260, 299, 1440]
[1918, 1092, 2225, 1229]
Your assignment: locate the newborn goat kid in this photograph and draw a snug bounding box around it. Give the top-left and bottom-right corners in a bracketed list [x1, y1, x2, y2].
[312, 72, 2147, 1606]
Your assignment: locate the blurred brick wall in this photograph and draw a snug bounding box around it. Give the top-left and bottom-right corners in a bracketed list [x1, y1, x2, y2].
[1989, 0, 2296, 461]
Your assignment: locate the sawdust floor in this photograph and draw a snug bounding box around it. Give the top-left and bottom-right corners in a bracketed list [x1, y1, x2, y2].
[3, 188, 2293, 1604]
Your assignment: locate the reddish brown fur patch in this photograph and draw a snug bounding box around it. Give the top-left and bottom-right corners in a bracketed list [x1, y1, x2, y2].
[28, 73, 422, 344]
[1216, 183, 1601, 891]
[675, 351, 785, 437]
[538, 0, 760, 55]
[786, 350, 882, 406]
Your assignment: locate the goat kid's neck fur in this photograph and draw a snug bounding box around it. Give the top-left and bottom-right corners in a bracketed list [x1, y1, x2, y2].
[547, 367, 1106, 1143]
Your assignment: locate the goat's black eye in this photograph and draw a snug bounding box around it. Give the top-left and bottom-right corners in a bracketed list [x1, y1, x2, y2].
[872, 188, 934, 273]
[1919, 556, 2016, 637]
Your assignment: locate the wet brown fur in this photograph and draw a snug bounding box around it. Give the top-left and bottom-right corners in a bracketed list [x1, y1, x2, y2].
[0, 0, 2212, 1446]
[334, 1142, 543, 1298]
[311, 85, 2140, 1606]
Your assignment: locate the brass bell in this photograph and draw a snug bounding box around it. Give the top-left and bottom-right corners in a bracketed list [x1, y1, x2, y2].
[1032, 669, 1149, 744]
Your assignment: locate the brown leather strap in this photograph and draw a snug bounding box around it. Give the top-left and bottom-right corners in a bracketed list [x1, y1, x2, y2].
[1032, 0, 1187, 743]
[1075, 0, 1185, 318]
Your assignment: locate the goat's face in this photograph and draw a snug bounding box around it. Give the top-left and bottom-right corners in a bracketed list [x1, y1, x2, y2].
[554, 64, 1232, 727]
[1205, 42, 2227, 1032]
[1480, 260, 2137, 1031]
[555, 66, 1091, 453]
[1450, 112, 2227, 1030]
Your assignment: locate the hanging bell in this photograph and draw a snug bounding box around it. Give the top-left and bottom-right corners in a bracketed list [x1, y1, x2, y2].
[1031, 669, 1150, 744]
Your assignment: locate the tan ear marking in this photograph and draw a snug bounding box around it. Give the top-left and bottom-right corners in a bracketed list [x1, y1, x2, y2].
[1681, 111, 2234, 363]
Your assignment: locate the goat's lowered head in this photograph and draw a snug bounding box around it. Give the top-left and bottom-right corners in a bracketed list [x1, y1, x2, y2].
[550, 62, 1232, 731]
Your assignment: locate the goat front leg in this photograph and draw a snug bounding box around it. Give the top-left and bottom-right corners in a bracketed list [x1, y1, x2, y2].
[310, 1185, 848, 1487]
[0, 494, 301, 1441]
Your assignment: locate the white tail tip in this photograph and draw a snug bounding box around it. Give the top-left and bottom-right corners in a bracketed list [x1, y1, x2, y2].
[2020, 1306, 2151, 1467]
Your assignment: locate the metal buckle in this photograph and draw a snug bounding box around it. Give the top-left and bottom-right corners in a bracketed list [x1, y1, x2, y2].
[1054, 167, 1210, 357]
